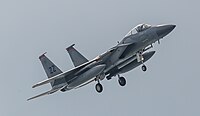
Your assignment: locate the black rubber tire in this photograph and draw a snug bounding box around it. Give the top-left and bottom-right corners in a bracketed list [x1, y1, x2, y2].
[142, 65, 147, 72]
[106, 76, 112, 80]
[118, 77, 126, 86]
[95, 83, 103, 93]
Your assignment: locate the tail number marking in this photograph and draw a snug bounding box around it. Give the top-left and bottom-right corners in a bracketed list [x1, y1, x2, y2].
[49, 65, 56, 74]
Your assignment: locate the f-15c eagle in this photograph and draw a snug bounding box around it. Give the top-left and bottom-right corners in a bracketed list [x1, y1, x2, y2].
[28, 23, 176, 100]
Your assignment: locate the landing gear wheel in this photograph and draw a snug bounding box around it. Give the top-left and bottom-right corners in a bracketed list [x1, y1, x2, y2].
[106, 76, 112, 80]
[95, 83, 103, 93]
[142, 65, 147, 72]
[118, 77, 126, 86]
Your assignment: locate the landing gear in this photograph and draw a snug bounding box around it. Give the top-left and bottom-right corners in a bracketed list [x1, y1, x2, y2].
[95, 78, 103, 93]
[118, 75, 126, 86]
[142, 65, 147, 72]
[95, 83, 103, 93]
[106, 76, 112, 80]
[136, 51, 148, 72]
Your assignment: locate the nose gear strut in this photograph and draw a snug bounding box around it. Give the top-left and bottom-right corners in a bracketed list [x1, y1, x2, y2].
[136, 51, 147, 72]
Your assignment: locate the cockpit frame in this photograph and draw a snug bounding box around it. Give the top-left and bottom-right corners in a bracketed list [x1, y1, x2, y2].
[124, 24, 151, 38]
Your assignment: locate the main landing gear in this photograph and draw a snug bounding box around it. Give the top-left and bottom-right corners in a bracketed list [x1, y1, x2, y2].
[95, 74, 127, 93]
[95, 83, 103, 93]
[118, 74, 126, 86]
[95, 79, 103, 93]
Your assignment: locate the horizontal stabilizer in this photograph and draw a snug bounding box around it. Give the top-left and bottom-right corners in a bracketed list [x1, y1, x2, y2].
[27, 87, 61, 101]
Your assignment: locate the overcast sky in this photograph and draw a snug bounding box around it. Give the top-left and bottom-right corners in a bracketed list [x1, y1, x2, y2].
[0, 0, 199, 116]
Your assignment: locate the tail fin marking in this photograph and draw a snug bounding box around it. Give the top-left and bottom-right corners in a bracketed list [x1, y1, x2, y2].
[39, 53, 65, 87]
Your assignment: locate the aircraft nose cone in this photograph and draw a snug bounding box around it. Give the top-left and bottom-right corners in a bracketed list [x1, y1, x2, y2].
[156, 24, 176, 38]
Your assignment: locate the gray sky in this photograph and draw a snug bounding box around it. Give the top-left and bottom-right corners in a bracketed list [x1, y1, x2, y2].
[0, 0, 199, 116]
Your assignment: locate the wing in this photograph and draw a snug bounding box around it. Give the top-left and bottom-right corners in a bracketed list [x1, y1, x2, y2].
[32, 68, 75, 88]
[107, 42, 135, 65]
[27, 87, 64, 101]
[32, 57, 98, 88]
[74, 78, 95, 89]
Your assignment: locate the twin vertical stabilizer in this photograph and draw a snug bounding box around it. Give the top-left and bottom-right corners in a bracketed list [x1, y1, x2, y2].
[39, 53, 64, 87]
[66, 44, 88, 67]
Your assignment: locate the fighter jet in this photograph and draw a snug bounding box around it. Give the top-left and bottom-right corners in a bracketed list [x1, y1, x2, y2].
[28, 23, 176, 100]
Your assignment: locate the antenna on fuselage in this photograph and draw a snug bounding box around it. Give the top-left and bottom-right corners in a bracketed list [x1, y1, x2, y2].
[158, 39, 160, 44]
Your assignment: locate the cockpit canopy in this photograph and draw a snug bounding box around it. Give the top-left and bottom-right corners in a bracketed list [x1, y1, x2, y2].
[124, 24, 151, 37]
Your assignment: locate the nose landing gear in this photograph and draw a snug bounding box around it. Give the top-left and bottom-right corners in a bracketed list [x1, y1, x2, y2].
[136, 51, 148, 72]
[142, 64, 147, 71]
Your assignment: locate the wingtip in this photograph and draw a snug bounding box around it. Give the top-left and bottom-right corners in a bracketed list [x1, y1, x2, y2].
[27, 96, 35, 101]
[32, 84, 38, 88]
[27, 97, 36, 101]
[39, 52, 47, 59]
